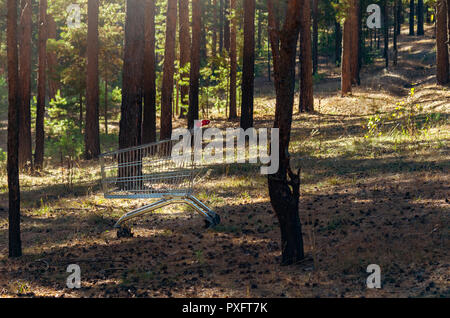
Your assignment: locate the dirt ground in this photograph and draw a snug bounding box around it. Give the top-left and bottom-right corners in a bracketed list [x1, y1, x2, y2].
[0, 25, 448, 298]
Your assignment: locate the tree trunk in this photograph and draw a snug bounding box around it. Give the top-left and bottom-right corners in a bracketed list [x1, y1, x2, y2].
[409, 0, 415, 35]
[383, 0, 389, 68]
[229, 0, 237, 119]
[85, 0, 101, 160]
[312, 0, 319, 75]
[46, 14, 59, 101]
[436, 0, 449, 84]
[240, 0, 255, 129]
[350, 0, 360, 84]
[34, 0, 47, 170]
[267, 0, 304, 266]
[393, 0, 399, 66]
[188, 0, 202, 129]
[417, 0, 424, 35]
[143, 0, 157, 143]
[219, 0, 224, 53]
[119, 0, 145, 149]
[104, 79, 108, 135]
[212, 0, 218, 57]
[224, 0, 230, 53]
[7, 0, 22, 258]
[160, 0, 177, 140]
[299, 0, 314, 112]
[18, 0, 32, 169]
[341, 0, 353, 96]
[335, 19, 342, 65]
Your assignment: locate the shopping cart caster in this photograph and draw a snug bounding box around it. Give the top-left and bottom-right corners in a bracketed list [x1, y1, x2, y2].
[205, 213, 221, 229]
[116, 225, 133, 238]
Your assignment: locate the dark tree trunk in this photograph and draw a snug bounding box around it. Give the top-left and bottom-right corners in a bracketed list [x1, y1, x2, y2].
[119, 0, 145, 149]
[219, 0, 224, 52]
[46, 14, 59, 101]
[18, 0, 32, 169]
[299, 0, 314, 112]
[7, 0, 22, 258]
[334, 19, 342, 65]
[224, 0, 230, 53]
[85, 0, 101, 160]
[341, 0, 353, 96]
[240, 0, 255, 129]
[417, 0, 424, 35]
[160, 0, 177, 140]
[393, 0, 399, 65]
[436, 0, 449, 84]
[143, 0, 157, 143]
[188, 0, 202, 129]
[212, 0, 217, 57]
[312, 0, 319, 75]
[229, 0, 237, 119]
[350, 0, 360, 85]
[267, 0, 304, 266]
[409, 0, 415, 35]
[383, 0, 389, 68]
[34, 0, 47, 170]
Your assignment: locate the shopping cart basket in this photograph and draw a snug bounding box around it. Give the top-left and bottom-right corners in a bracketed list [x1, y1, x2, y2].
[100, 139, 220, 237]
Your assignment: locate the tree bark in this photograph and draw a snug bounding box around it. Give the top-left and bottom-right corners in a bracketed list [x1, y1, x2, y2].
[267, 0, 304, 266]
[188, 0, 202, 129]
[46, 14, 59, 101]
[383, 0, 389, 68]
[178, 0, 190, 119]
[341, 0, 353, 96]
[312, 0, 319, 75]
[34, 0, 47, 170]
[143, 0, 157, 143]
[160, 0, 177, 140]
[229, 0, 237, 119]
[299, 0, 314, 112]
[212, 0, 218, 57]
[409, 0, 415, 35]
[18, 0, 32, 169]
[224, 0, 230, 53]
[7, 0, 22, 258]
[85, 0, 101, 160]
[119, 0, 145, 149]
[436, 0, 449, 84]
[350, 0, 360, 84]
[240, 0, 255, 129]
[417, 0, 424, 35]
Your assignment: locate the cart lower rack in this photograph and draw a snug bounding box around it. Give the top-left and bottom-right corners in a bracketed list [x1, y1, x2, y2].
[100, 139, 220, 237]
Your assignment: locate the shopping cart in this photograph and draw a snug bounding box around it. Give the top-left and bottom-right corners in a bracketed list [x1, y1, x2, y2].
[100, 138, 221, 237]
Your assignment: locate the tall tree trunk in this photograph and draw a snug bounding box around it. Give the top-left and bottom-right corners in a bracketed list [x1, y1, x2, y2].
[341, 0, 353, 96]
[212, 0, 218, 57]
[299, 0, 314, 112]
[240, 0, 255, 129]
[46, 14, 59, 101]
[18, 0, 32, 169]
[229, 0, 237, 119]
[119, 0, 145, 149]
[417, 0, 424, 35]
[219, 0, 224, 52]
[436, 0, 449, 84]
[409, 0, 415, 35]
[85, 0, 101, 160]
[7, 0, 22, 258]
[334, 19, 342, 65]
[188, 0, 202, 129]
[34, 0, 47, 170]
[224, 0, 230, 53]
[178, 0, 190, 119]
[312, 0, 319, 75]
[267, 0, 304, 266]
[143, 0, 157, 143]
[350, 0, 360, 84]
[393, 0, 399, 66]
[383, 0, 389, 68]
[160, 0, 177, 140]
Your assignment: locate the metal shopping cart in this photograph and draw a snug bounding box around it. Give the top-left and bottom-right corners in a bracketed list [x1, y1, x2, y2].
[100, 139, 221, 237]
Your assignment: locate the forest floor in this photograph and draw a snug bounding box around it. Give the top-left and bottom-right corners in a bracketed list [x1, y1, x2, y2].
[0, 26, 448, 298]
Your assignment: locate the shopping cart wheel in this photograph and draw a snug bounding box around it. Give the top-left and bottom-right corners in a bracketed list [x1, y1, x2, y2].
[117, 225, 133, 238]
[205, 213, 221, 229]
